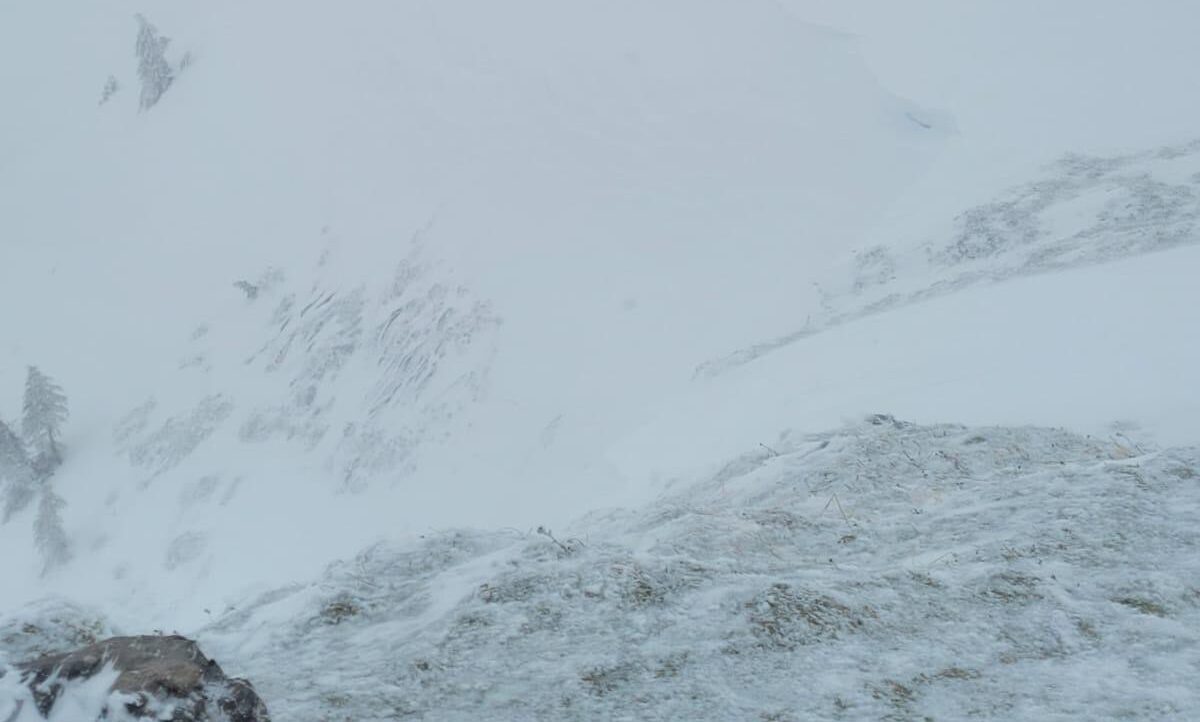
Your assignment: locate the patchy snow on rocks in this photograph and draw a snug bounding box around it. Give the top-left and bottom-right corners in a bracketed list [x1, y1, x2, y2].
[699, 138, 1200, 378]
[0, 600, 115, 665]
[190, 418, 1200, 720]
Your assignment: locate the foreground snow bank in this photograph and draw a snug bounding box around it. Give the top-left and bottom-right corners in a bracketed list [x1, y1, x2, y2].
[0, 659, 121, 722]
[194, 418, 1200, 720]
[0, 600, 117, 721]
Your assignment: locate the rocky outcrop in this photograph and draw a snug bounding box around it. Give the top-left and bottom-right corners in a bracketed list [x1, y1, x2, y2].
[16, 635, 269, 721]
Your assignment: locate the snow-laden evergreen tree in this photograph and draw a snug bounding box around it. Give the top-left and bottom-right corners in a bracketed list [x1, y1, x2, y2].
[0, 420, 35, 523]
[34, 485, 71, 575]
[135, 14, 174, 111]
[99, 74, 120, 105]
[22, 366, 68, 478]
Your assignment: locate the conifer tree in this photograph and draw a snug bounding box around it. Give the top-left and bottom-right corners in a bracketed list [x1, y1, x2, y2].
[22, 366, 69, 478]
[135, 14, 175, 111]
[34, 485, 71, 575]
[0, 420, 34, 522]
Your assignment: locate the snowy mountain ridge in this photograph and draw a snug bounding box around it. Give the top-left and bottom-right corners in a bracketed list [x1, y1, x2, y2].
[700, 138, 1200, 377]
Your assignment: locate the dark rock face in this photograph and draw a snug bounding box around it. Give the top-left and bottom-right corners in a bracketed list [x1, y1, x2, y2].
[18, 635, 269, 721]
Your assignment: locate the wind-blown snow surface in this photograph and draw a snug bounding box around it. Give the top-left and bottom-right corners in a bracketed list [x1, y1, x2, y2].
[1, 0, 1199, 681]
[202, 420, 1200, 720]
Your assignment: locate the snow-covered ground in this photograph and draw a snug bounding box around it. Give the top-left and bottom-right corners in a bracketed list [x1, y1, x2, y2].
[2, 1, 1199, 718]
[199, 419, 1200, 720]
[7, 418, 1198, 719]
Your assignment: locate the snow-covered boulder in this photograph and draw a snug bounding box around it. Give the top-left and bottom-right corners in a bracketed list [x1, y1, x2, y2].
[11, 635, 268, 722]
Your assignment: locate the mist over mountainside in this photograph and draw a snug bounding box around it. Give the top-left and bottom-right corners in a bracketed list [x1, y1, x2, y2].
[0, 0, 952, 623]
[1, 1, 1199, 718]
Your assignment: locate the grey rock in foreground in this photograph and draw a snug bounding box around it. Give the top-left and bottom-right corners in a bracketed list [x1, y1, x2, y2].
[17, 635, 269, 721]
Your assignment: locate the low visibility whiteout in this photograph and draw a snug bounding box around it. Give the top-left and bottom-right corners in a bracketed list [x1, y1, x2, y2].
[1, 2, 1198, 719]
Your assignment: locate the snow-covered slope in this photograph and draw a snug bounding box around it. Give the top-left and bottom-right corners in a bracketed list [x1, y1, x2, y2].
[199, 419, 1200, 720]
[7, 418, 1198, 719]
[0, 0, 951, 624]
[1, 2, 1199, 711]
